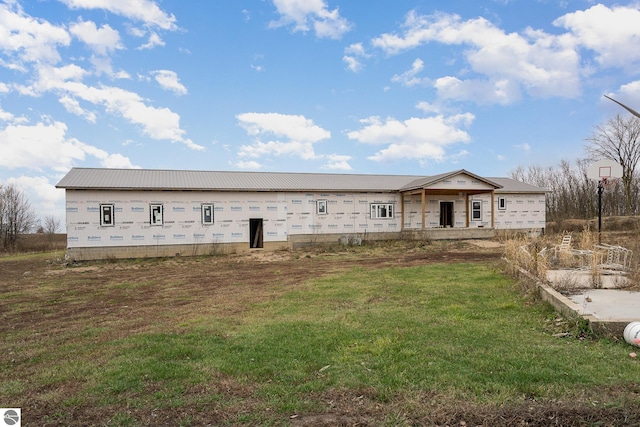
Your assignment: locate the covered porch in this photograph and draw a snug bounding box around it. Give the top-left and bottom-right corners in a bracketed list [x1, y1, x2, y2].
[398, 170, 502, 232]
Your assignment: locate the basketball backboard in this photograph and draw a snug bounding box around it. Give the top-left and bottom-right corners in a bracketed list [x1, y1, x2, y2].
[587, 159, 623, 181]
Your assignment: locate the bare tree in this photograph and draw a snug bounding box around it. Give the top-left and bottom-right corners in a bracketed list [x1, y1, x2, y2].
[42, 215, 60, 234]
[0, 183, 38, 250]
[585, 114, 640, 215]
[42, 215, 61, 248]
[510, 158, 623, 222]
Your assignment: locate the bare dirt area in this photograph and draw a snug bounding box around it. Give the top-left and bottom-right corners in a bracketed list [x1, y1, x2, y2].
[2, 241, 502, 342]
[2, 240, 639, 426]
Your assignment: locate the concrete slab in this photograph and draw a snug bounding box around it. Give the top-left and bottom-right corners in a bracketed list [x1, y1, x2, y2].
[546, 269, 628, 289]
[543, 269, 640, 335]
[567, 289, 640, 321]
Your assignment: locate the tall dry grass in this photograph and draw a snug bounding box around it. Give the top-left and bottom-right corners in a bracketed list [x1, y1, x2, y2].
[1, 233, 67, 254]
[503, 234, 548, 281]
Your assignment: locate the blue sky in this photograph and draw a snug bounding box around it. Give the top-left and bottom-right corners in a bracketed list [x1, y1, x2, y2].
[2, 0, 640, 227]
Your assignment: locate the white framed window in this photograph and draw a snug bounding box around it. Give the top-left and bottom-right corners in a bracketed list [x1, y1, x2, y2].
[371, 203, 394, 219]
[202, 203, 214, 225]
[150, 203, 164, 226]
[317, 200, 327, 215]
[100, 204, 115, 226]
[471, 200, 482, 221]
[498, 197, 506, 210]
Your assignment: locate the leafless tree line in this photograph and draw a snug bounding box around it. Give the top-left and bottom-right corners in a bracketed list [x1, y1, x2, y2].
[0, 183, 59, 251]
[510, 159, 639, 222]
[511, 113, 640, 222]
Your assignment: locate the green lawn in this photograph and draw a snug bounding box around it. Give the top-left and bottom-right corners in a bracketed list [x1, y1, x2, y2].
[1, 256, 639, 426]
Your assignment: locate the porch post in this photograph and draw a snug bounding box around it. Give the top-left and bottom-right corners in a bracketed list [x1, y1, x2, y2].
[421, 189, 426, 229]
[465, 193, 469, 228]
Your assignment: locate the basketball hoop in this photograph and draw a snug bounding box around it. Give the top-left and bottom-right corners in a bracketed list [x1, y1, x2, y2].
[600, 177, 620, 190]
[587, 160, 623, 244]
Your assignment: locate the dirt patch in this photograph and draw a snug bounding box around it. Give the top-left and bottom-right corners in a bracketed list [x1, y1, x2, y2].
[43, 265, 100, 275]
[466, 239, 503, 249]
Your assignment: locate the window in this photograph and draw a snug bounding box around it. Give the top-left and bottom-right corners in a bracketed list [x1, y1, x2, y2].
[371, 203, 394, 219]
[100, 204, 115, 226]
[317, 200, 327, 215]
[498, 197, 506, 210]
[471, 200, 482, 221]
[150, 203, 163, 226]
[201, 203, 214, 225]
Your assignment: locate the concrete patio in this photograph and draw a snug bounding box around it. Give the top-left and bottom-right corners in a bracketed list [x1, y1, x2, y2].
[543, 269, 639, 335]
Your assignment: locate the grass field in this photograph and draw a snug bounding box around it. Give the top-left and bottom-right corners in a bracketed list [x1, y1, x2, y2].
[1, 242, 639, 426]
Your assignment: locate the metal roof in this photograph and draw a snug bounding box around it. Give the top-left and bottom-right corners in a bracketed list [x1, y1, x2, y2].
[55, 168, 419, 192]
[55, 168, 548, 193]
[488, 177, 549, 194]
[399, 169, 503, 191]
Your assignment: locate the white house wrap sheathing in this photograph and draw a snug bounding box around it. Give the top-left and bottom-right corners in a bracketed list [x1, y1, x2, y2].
[57, 168, 547, 259]
[62, 189, 400, 257]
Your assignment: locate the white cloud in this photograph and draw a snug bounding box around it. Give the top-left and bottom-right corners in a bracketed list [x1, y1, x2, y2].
[554, 4, 640, 68]
[391, 58, 431, 87]
[614, 81, 640, 109]
[112, 70, 131, 79]
[345, 42, 367, 57]
[234, 160, 263, 170]
[59, 0, 177, 30]
[237, 112, 330, 160]
[513, 143, 531, 153]
[448, 149, 470, 164]
[82, 146, 139, 168]
[69, 20, 122, 56]
[153, 70, 187, 95]
[127, 26, 147, 38]
[322, 154, 352, 171]
[372, 10, 582, 103]
[58, 95, 97, 122]
[269, 0, 352, 39]
[0, 105, 15, 122]
[415, 101, 442, 114]
[343, 43, 370, 72]
[236, 112, 352, 169]
[7, 175, 65, 213]
[0, 2, 70, 67]
[342, 55, 361, 73]
[434, 76, 521, 105]
[347, 114, 474, 163]
[0, 120, 137, 171]
[137, 32, 165, 50]
[29, 65, 202, 150]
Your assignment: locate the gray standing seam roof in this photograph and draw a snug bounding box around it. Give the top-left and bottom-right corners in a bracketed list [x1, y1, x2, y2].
[55, 168, 419, 192]
[55, 168, 548, 193]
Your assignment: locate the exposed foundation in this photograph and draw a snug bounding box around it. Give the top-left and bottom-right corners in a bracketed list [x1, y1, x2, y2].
[62, 227, 520, 261]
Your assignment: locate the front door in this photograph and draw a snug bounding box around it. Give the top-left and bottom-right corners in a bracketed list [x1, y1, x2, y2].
[249, 218, 263, 249]
[440, 202, 454, 227]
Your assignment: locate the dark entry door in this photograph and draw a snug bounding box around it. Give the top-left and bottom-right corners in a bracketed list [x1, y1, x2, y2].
[249, 218, 263, 248]
[440, 202, 454, 227]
